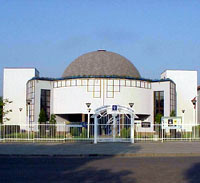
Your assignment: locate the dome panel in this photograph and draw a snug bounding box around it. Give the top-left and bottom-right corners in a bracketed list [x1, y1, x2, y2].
[62, 50, 141, 78]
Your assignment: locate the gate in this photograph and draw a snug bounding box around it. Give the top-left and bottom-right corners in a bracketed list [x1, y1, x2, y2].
[93, 105, 135, 143]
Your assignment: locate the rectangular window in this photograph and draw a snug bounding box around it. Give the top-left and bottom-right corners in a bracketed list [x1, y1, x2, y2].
[131, 80, 136, 87]
[40, 89, 51, 121]
[154, 91, 164, 122]
[126, 80, 131, 87]
[61, 80, 66, 87]
[136, 81, 141, 87]
[170, 82, 176, 115]
[66, 80, 71, 87]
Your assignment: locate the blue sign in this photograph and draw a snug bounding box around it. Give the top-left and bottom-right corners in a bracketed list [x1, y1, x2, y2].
[112, 105, 118, 111]
[81, 122, 87, 128]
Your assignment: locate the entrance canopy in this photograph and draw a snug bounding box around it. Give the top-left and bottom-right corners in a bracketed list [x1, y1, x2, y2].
[93, 105, 135, 144]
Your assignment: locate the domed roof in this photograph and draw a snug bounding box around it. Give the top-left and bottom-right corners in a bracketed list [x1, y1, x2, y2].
[62, 50, 141, 78]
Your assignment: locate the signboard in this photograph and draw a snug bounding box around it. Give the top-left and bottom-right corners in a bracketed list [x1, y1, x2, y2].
[81, 122, 87, 128]
[112, 105, 118, 111]
[162, 117, 182, 130]
[141, 122, 151, 128]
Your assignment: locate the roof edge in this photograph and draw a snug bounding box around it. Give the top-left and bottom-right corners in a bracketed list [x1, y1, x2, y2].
[28, 75, 175, 84]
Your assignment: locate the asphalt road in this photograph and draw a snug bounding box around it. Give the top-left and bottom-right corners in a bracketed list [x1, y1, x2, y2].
[0, 156, 200, 183]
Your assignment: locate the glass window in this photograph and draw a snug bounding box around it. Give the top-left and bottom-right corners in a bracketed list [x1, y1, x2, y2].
[154, 91, 164, 122]
[136, 81, 141, 87]
[40, 89, 51, 121]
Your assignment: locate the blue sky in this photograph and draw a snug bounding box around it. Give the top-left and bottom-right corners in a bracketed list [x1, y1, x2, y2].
[0, 0, 200, 95]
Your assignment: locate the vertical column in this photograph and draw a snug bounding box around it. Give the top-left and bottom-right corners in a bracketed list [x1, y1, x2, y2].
[122, 114, 125, 128]
[87, 113, 90, 139]
[113, 114, 116, 140]
[130, 114, 134, 143]
[82, 114, 85, 122]
[94, 115, 97, 144]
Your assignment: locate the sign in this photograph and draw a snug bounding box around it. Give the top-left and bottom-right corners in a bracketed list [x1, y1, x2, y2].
[162, 117, 182, 130]
[112, 105, 118, 111]
[141, 122, 151, 128]
[81, 122, 87, 128]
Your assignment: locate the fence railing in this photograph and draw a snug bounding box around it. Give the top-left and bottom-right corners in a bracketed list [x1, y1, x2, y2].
[0, 123, 200, 142]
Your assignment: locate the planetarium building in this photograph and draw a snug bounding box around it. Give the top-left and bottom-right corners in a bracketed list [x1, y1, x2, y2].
[3, 50, 198, 132]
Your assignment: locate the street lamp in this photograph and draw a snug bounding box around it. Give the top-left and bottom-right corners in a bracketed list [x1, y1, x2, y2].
[19, 108, 23, 124]
[191, 95, 199, 138]
[26, 100, 31, 139]
[85, 103, 91, 138]
[191, 95, 199, 126]
[129, 103, 134, 108]
[182, 109, 185, 125]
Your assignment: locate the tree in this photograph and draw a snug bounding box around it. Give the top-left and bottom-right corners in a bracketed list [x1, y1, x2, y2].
[49, 114, 56, 124]
[155, 113, 163, 124]
[38, 108, 47, 124]
[170, 110, 176, 117]
[49, 114, 57, 137]
[0, 97, 12, 124]
[38, 108, 47, 137]
[155, 113, 163, 137]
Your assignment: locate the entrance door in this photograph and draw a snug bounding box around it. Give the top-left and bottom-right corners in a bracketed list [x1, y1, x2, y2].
[93, 105, 134, 143]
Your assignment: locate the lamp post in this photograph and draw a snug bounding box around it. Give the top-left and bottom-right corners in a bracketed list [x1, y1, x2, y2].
[182, 110, 185, 124]
[19, 108, 23, 124]
[191, 96, 199, 125]
[191, 95, 199, 138]
[129, 103, 135, 143]
[86, 103, 91, 139]
[27, 100, 31, 140]
[129, 103, 134, 108]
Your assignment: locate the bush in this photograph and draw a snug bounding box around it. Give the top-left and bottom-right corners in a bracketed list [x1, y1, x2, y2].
[120, 128, 130, 138]
[80, 128, 87, 138]
[70, 127, 80, 137]
[38, 125, 46, 137]
[49, 126, 56, 137]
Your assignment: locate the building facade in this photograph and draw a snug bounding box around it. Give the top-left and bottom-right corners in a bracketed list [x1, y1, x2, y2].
[3, 50, 198, 130]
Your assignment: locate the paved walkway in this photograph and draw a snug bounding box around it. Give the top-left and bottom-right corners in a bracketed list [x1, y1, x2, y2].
[0, 142, 200, 157]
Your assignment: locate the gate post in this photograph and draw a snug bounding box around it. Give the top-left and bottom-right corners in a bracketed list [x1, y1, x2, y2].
[131, 114, 134, 143]
[113, 114, 116, 141]
[94, 115, 97, 144]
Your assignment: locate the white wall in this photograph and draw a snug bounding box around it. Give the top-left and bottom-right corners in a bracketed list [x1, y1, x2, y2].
[34, 80, 53, 123]
[53, 79, 152, 115]
[52, 78, 171, 124]
[161, 70, 197, 125]
[151, 81, 171, 118]
[3, 68, 37, 125]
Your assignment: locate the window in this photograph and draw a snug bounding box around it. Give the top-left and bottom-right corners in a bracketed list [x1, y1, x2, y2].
[26, 80, 35, 122]
[40, 89, 51, 121]
[136, 81, 141, 87]
[154, 91, 164, 122]
[170, 82, 176, 115]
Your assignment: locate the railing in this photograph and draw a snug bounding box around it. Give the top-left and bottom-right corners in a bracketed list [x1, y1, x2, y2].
[0, 124, 94, 142]
[0, 123, 200, 142]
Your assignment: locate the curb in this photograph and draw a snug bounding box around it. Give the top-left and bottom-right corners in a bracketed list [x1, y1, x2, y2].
[1, 153, 200, 158]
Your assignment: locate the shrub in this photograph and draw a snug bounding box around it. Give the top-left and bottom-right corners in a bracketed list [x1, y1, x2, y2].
[70, 127, 80, 137]
[120, 128, 130, 138]
[80, 128, 87, 138]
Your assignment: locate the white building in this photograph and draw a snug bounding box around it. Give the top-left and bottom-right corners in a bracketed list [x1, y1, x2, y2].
[3, 50, 199, 130]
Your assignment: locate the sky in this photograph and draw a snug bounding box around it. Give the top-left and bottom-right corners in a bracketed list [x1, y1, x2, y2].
[0, 0, 200, 96]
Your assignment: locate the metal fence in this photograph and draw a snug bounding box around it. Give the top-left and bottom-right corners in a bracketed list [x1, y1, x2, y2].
[0, 123, 200, 142]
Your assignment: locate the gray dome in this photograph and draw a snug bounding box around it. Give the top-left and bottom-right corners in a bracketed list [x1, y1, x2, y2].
[62, 50, 141, 78]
